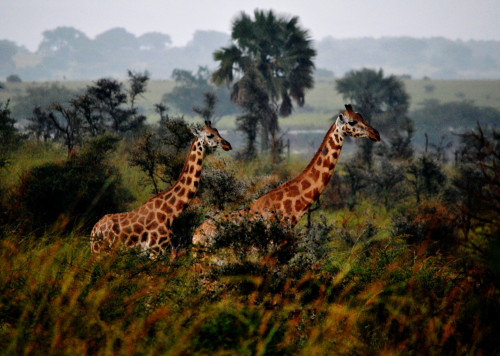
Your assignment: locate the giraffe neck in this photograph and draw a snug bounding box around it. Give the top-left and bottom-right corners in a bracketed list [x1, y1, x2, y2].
[250, 122, 344, 225]
[150, 137, 205, 219]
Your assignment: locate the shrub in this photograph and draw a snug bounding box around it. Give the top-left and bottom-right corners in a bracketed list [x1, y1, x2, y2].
[392, 201, 458, 254]
[199, 160, 248, 210]
[10, 135, 132, 234]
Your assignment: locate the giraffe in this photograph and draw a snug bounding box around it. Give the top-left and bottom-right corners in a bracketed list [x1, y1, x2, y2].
[192, 104, 380, 246]
[91, 121, 232, 257]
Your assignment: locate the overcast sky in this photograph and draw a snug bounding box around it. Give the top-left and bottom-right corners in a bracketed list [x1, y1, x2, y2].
[1, 0, 499, 51]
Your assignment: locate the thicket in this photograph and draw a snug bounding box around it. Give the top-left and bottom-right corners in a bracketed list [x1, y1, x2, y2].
[8, 135, 132, 235]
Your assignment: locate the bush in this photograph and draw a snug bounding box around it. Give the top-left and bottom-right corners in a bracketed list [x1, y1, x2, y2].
[199, 160, 249, 210]
[392, 201, 458, 254]
[9, 135, 132, 234]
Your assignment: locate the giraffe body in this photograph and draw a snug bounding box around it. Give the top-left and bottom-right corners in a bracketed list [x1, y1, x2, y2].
[91, 121, 231, 257]
[192, 104, 380, 246]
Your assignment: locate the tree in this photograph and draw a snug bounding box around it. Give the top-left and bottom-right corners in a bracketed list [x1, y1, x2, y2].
[85, 74, 146, 133]
[371, 160, 407, 209]
[38, 26, 90, 54]
[0, 100, 20, 168]
[0, 100, 17, 146]
[232, 66, 271, 160]
[49, 102, 84, 155]
[72, 94, 102, 137]
[26, 107, 58, 142]
[94, 27, 138, 53]
[192, 92, 217, 122]
[164, 66, 237, 120]
[450, 124, 499, 239]
[129, 113, 195, 191]
[126, 69, 149, 128]
[128, 130, 163, 194]
[127, 69, 150, 110]
[13, 83, 79, 119]
[407, 154, 446, 203]
[411, 100, 500, 145]
[336, 68, 410, 166]
[212, 9, 316, 162]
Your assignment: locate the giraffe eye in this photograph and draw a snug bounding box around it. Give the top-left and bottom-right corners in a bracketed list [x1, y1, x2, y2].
[348, 121, 358, 126]
[207, 134, 214, 139]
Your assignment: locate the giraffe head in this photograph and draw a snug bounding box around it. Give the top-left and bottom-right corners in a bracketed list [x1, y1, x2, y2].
[193, 121, 232, 151]
[336, 104, 381, 142]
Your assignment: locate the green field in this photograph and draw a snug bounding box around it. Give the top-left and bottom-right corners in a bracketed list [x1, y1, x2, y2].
[2, 78, 499, 130]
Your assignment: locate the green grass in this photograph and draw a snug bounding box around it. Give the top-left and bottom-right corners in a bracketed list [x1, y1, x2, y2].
[402, 78, 500, 110]
[1, 139, 499, 354]
[0, 141, 66, 188]
[2, 78, 500, 130]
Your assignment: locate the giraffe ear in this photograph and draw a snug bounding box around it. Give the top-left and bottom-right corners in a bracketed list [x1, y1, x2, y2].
[337, 114, 346, 124]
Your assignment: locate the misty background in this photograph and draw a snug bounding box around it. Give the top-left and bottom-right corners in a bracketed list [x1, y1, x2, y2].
[1, 26, 500, 81]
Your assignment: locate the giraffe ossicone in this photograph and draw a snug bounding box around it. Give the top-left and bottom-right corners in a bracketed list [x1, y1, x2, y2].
[91, 121, 232, 258]
[192, 104, 380, 246]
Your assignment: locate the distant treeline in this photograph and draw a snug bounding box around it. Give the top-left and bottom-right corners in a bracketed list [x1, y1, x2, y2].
[1, 26, 500, 81]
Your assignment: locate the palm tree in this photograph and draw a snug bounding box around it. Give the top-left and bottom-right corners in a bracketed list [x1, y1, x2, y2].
[212, 9, 316, 161]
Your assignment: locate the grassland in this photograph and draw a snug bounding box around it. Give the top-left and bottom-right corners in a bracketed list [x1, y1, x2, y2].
[1, 134, 499, 354]
[1, 77, 499, 354]
[2, 78, 499, 130]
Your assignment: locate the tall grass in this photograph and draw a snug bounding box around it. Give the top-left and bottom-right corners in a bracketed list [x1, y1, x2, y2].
[1, 135, 498, 354]
[1, 216, 492, 355]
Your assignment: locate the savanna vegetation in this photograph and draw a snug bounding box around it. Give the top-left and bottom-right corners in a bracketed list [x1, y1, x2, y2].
[1, 10, 499, 355]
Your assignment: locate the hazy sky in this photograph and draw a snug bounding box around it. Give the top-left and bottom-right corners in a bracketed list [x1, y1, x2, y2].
[1, 0, 499, 51]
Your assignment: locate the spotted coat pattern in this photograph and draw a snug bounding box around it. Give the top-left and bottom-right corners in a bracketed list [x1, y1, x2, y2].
[91, 122, 231, 257]
[192, 105, 380, 245]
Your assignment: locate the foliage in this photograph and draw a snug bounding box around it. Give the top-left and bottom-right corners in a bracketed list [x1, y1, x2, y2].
[13, 83, 81, 119]
[212, 9, 316, 161]
[449, 124, 499, 240]
[128, 129, 163, 194]
[336, 68, 412, 166]
[85, 72, 147, 133]
[163, 66, 237, 120]
[8, 135, 132, 234]
[4, 27, 500, 81]
[411, 99, 500, 144]
[0, 100, 21, 168]
[199, 160, 248, 210]
[336, 68, 410, 126]
[407, 154, 447, 203]
[129, 114, 197, 194]
[22, 71, 149, 156]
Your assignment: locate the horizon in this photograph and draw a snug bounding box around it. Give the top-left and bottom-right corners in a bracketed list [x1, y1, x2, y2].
[1, 0, 499, 52]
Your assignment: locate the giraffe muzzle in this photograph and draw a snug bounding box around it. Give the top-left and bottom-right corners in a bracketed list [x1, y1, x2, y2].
[221, 140, 232, 151]
[369, 129, 381, 142]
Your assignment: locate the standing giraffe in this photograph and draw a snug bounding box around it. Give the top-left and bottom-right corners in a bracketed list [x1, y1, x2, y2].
[192, 104, 380, 245]
[91, 121, 232, 257]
